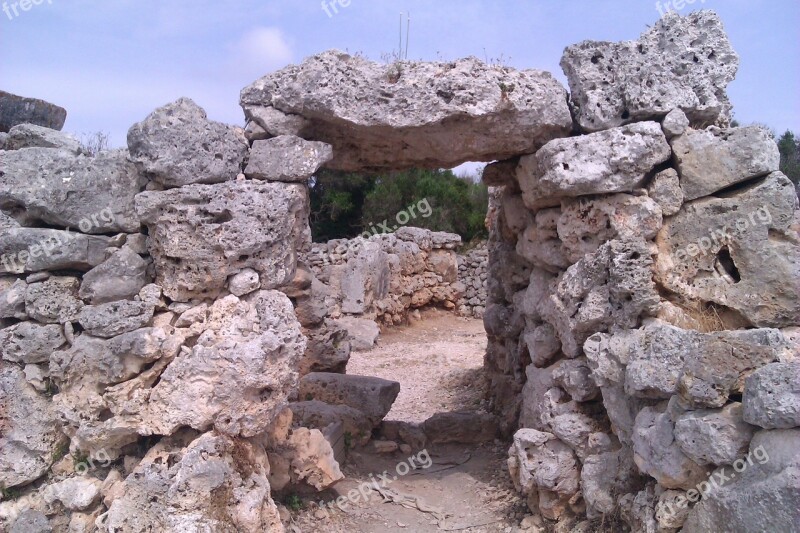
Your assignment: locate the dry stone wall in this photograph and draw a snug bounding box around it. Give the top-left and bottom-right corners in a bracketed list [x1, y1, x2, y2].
[0, 9, 798, 533]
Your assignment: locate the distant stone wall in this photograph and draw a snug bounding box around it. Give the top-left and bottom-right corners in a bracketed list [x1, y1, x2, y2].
[456, 242, 488, 318]
[301, 227, 464, 325]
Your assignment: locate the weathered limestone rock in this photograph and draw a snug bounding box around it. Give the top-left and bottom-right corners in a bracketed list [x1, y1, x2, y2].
[552, 358, 599, 402]
[127, 98, 248, 187]
[560, 11, 738, 132]
[586, 321, 788, 409]
[655, 172, 800, 328]
[332, 316, 380, 351]
[557, 193, 662, 262]
[42, 477, 102, 511]
[25, 276, 83, 324]
[9, 510, 51, 533]
[540, 238, 660, 357]
[241, 51, 572, 171]
[508, 428, 580, 497]
[0, 226, 111, 274]
[0, 322, 66, 363]
[77, 300, 154, 338]
[672, 126, 780, 200]
[0, 366, 68, 488]
[661, 108, 689, 138]
[682, 429, 800, 532]
[267, 424, 344, 492]
[523, 322, 561, 368]
[0, 90, 67, 132]
[655, 489, 691, 531]
[0, 148, 145, 233]
[340, 240, 389, 314]
[674, 403, 756, 465]
[516, 208, 569, 272]
[423, 412, 498, 444]
[228, 268, 261, 297]
[0, 278, 27, 319]
[290, 400, 372, 446]
[518, 122, 671, 209]
[6, 124, 82, 153]
[646, 168, 684, 216]
[632, 403, 710, 490]
[581, 447, 645, 517]
[299, 373, 400, 426]
[136, 180, 309, 301]
[301, 323, 351, 374]
[78, 247, 149, 304]
[100, 431, 283, 532]
[742, 362, 800, 429]
[245, 135, 332, 181]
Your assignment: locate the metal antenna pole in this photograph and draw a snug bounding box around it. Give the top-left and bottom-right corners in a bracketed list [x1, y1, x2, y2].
[405, 12, 410, 59]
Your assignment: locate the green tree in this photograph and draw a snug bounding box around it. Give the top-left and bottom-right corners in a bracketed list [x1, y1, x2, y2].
[308, 170, 377, 242]
[777, 130, 800, 186]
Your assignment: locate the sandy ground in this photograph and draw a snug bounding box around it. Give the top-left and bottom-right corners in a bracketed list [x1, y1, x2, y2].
[347, 308, 491, 423]
[285, 311, 535, 533]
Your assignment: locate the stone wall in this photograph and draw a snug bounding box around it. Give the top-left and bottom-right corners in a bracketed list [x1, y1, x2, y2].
[456, 242, 488, 318]
[1, 9, 798, 533]
[486, 12, 800, 532]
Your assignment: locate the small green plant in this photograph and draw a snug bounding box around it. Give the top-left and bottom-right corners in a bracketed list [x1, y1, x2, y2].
[51, 440, 69, 463]
[305, 393, 313, 401]
[1, 485, 21, 501]
[344, 431, 353, 450]
[499, 82, 516, 99]
[72, 449, 89, 465]
[285, 493, 303, 512]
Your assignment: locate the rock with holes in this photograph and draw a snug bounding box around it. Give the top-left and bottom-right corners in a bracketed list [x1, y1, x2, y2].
[552, 358, 600, 402]
[674, 403, 756, 465]
[25, 276, 83, 324]
[6, 123, 82, 153]
[228, 268, 261, 297]
[299, 373, 400, 426]
[77, 300, 155, 338]
[0, 148, 145, 233]
[127, 98, 248, 187]
[508, 428, 580, 497]
[0, 90, 67, 132]
[672, 126, 780, 200]
[742, 362, 800, 429]
[42, 476, 103, 511]
[100, 431, 283, 532]
[0, 322, 66, 364]
[136, 180, 309, 301]
[681, 429, 800, 532]
[539, 238, 660, 357]
[557, 193, 662, 263]
[516, 208, 569, 272]
[245, 135, 332, 181]
[78, 247, 150, 304]
[560, 11, 738, 132]
[266, 423, 344, 492]
[518, 122, 671, 210]
[54, 292, 304, 456]
[0, 366, 68, 489]
[632, 402, 711, 490]
[647, 168, 684, 216]
[585, 321, 788, 409]
[240, 51, 572, 172]
[655, 172, 800, 328]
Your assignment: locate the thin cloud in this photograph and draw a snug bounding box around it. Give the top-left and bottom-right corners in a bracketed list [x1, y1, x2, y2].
[230, 27, 294, 82]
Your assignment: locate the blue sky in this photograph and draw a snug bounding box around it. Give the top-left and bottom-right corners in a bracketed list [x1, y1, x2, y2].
[1, 0, 798, 168]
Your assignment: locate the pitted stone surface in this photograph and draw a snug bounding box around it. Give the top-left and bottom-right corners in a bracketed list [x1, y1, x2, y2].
[561, 11, 738, 132]
[241, 51, 572, 171]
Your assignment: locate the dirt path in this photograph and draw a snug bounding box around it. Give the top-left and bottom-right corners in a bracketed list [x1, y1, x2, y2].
[286, 311, 536, 533]
[347, 309, 491, 422]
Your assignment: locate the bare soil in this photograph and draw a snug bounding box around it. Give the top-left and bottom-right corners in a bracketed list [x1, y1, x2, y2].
[285, 310, 536, 533]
